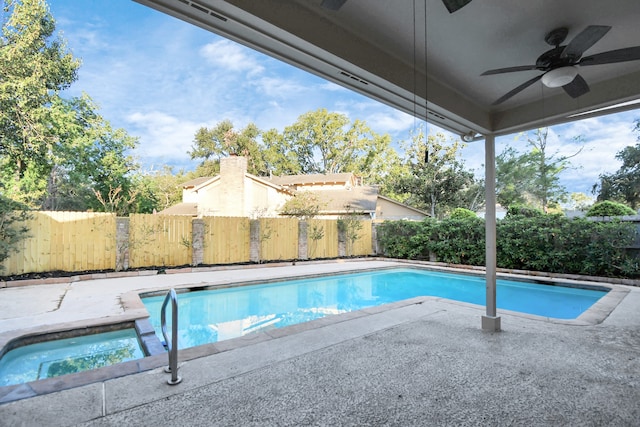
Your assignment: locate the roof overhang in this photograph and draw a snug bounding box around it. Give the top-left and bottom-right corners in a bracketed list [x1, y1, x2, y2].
[134, 0, 640, 138]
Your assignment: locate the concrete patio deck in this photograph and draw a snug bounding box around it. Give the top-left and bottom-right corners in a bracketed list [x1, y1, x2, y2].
[1, 260, 639, 426]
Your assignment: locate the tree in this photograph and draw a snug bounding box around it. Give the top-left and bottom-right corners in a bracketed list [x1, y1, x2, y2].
[136, 166, 187, 213]
[594, 120, 640, 208]
[189, 111, 401, 190]
[40, 95, 141, 214]
[527, 128, 576, 211]
[1, 0, 141, 213]
[278, 109, 400, 180]
[586, 200, 635, 217]
[391, 130, 481, 218]
[190, 120, 266, 175]
[497, 128, 580, 212]
[0, 0, 80, 205]
[280, 109, 351, 174]
[262, 128, 302, 176]
[567, 192, 593, 211]
[496, 147, 537, 207]
[280, 191, 326, 219]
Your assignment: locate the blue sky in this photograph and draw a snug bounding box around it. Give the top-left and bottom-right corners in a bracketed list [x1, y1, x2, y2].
[49, 0, 639, 197]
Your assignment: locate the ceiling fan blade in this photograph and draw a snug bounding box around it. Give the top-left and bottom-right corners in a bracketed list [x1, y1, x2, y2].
[321, 0, 347, 11]
[481, 65, 539, 76]
[492, 75, 543, 105]
[562, 25, 611, 58]
[580, 46, 640, 65]
[442, 0, 472, 13]
[563, 74, 590, 98]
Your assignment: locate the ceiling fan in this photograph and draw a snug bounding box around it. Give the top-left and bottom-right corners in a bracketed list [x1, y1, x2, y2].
[321, 0, 473, 13]
[442, 0, 473, 13]
[482, 25, 640, 105]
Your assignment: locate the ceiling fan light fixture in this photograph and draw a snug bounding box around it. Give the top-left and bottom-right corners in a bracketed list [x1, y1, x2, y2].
[541, 66, 579, 88]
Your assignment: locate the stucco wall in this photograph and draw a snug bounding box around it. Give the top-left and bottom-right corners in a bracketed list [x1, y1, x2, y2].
[197, 181, 223, 216]
[244, 178, 289, 217]
[375, 198, 426, 221]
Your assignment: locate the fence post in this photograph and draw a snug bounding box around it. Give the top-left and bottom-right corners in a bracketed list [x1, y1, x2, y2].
[249, 219, 260, 263]
[371, 222, 378, 255]
[116, 217, 130, 271]
[192, 219, 205, 266]
[338, 224, 346, 257]
[298, 220, 308, 260]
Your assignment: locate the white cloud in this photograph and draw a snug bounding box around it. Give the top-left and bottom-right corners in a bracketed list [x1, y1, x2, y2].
[126, 111, 205, 169]
[365, 110, 416, 134]
[318, 81, 349, 92]
[254, 76, 310, 98]
[329, 99, 417, 137]
[552, 113, 638, 192]
[200, 40, 265, 75]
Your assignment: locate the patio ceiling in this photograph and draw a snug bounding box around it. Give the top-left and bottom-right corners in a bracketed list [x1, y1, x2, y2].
[134, 0, 640, 138]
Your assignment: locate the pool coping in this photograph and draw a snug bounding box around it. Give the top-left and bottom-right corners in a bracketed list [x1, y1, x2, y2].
[127, 263, 627, 328]
[2, 257, 639, 288]
[0, 260, 632, 405]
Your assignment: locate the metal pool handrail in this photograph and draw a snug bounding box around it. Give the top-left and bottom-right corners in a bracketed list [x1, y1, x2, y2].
[161, 288, 182, 385]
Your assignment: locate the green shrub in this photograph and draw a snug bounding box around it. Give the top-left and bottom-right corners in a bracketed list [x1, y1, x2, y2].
[0, 195, 32, 271]
[449, 207, 477, 219]
[377, 217, 485, 265]
[506, 205, 545, 218]
[497, 215, 638, 277]
[377, 219, 434, 259]
[497, 215, 558, 271]
[377, 214, 639, 278]
[586, 201, 636, 217]
[431, 216, 485, 265]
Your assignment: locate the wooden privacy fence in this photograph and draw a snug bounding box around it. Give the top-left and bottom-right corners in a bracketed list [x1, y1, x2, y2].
[201, 216, 251, 265]
[258, 217, 299, 262]
[2, 213, 375, 276]
[1, 211, 116, 275]
[307, 219, 339, 259]
[127, 214, 193, 269]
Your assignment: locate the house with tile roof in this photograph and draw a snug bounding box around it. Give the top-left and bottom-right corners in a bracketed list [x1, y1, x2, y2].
[161, 156, 427, 220]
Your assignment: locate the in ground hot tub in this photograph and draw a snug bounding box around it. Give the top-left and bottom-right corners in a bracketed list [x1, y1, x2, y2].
[0, 328, 145, 387]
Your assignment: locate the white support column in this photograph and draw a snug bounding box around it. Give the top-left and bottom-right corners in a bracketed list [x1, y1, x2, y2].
[482, 133, 501, 331]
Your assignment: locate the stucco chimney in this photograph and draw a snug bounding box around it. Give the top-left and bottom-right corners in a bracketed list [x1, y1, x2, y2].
[219, 156, 247, 216]
[220, 155, 248, 176]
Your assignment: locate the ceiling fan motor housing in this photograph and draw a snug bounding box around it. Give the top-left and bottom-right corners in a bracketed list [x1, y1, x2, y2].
[545, 27, 569, 47]
[536, 46, 572, 69]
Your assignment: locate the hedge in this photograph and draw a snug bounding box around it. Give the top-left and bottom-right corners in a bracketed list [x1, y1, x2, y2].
[377, 215, 639, 278]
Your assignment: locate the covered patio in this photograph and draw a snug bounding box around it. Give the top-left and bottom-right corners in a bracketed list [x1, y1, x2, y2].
[133, 0, 640, 330]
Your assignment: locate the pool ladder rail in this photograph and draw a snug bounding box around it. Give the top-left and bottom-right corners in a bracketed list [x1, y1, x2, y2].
[161, 288, 182, 385]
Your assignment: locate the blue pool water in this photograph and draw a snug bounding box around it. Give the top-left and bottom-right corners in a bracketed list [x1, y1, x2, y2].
[0, 329, 145, 387]
[142, 268, 607, 349]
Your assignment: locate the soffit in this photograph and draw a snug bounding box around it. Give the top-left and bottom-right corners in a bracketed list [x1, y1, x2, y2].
[134, 0, 640, 137]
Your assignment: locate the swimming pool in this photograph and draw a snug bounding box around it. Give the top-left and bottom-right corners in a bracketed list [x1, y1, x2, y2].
[142, 268, 608, 349]
[0, 329, 145, 387]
